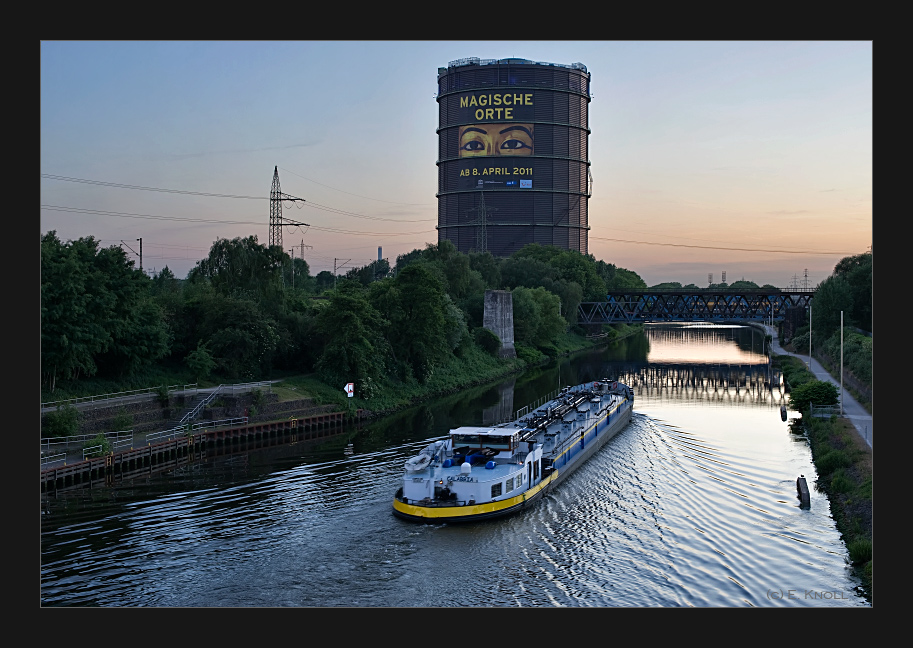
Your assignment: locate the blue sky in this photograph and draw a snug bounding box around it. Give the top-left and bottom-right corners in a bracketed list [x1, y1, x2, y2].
[40, 41, 871, 287]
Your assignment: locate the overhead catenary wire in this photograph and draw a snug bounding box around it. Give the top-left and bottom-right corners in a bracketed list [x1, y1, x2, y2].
[40, 205, 433, 237]
[41, 173, 434, 223]
[588, 235, 855, 256]
[278, 166, 434, 207]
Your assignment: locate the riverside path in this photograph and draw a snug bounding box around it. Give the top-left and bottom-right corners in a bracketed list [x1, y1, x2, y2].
[764, 324, 872, 448]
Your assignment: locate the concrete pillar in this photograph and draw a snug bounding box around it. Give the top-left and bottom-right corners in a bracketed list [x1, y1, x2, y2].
[483, 290, 516, 358]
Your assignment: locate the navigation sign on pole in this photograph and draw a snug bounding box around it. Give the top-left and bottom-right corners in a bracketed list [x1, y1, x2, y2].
[344, 383, 354, 398]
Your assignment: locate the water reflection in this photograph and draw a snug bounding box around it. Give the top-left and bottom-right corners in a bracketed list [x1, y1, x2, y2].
[41, 323, 867, 607]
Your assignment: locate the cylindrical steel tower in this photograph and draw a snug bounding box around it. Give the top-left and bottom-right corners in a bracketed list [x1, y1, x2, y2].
[436, 57, 591, 257]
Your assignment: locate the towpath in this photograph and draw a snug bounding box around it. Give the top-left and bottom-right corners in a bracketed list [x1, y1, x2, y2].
[762, 324, 872, 449]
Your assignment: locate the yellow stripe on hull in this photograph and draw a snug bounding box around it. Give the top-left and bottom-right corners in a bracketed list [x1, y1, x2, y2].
[392, 471, 560, 522]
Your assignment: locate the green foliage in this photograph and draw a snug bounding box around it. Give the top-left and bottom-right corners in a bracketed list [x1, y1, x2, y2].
[187, 235, 286, 308]
[251, 388, 265, 408]
[82, 433, 111, 458]
[812, 274, 853, 340]
[828, 468, 853, 494]
[514, 342, 545, 365]
[832, 251, 871, 332]
[189, 296, 280, 379]
[473, 327, 501, 356]
[316, 280, 390, 397]
[111, 408, 133, 432]
[820, 328, 872, 385]
[788, 380, 839, 412]
[185, 340, 217, 382]
[539, 343, 559, 358]
[369, 264, 450, 383]
[41, 231, 170, 389]
[608, 267, 647, 291]
[155, 384, 170, 404]
[815, 449, 852, 475]
[314, 270, 335, 293]
[847, 538, 872, 565]
[43, 404, 81, 438]
[511, 286, 566, 347]
[775, 355, 816, 390]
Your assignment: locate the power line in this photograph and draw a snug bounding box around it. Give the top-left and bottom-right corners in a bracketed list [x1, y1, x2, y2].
[40, 204, 433, 237]
[41, 173, 434, 222]
[589, 235, 856, 256]
[278, 166, 434, 206]
[41, 174, 264, 199]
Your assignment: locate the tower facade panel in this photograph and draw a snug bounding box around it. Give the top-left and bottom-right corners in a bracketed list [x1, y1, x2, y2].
[436, 58, 591, 256]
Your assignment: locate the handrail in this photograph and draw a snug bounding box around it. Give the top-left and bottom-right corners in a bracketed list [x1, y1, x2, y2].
[180, 385, 223, 425]
[41, 452, 67, 467]
[41, 430, 133, 453]
[147, 417, 249, 443]
[41, 384, 196, 410]
[43, 380, 271, 412]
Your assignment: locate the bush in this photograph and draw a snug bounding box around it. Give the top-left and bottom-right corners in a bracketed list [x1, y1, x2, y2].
[816, 449, 852, 476]
[789, 380, 839, 412]
[251, 388, 265, 408]
[515, 343, 545, 365]
[829, 469, 854, 494]
[43, 404, 81, 438]
[473, 327, 501, 356]
[847, 538, 872, 565]
[111, 408, 133, 432]
[82, 433, 111, 458]
[538, 343, 559, 358]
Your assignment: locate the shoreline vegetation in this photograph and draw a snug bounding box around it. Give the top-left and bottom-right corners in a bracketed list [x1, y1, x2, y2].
[772, 353, 872, 603]
[43, 322, 872, 604]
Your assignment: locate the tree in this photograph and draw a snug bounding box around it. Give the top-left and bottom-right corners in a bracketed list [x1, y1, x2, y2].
[468, 251, 501, 288]
[185, 340, 217, 382]
[607, 267, 647, 291]
[512, 286, 566, 347]
[788, 380, 839, 412]
[315, 270, 335, 293]
[315, 280, 389, 397]
[812, 275, 853, 341]
[369, 264, 450, 382]
[41, 232, 170, 387]
[832, 251, 872, 332]
[188, 236, 285, 309]
[42, 232, 101, 390]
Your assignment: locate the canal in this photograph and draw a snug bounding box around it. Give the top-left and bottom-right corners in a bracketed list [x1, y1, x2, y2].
[40, 323, 869, 607]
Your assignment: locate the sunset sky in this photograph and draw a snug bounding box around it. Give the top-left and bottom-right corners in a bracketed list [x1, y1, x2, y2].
[40, 41, 871, 288]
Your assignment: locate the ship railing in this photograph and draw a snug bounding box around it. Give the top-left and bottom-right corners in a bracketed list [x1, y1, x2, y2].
[399, 496, 474, 507]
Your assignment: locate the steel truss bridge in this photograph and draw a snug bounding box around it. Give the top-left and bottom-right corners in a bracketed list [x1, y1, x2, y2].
[578, 290, 814, 324]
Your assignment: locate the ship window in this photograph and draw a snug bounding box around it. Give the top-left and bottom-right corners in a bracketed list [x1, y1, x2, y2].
[483, 435, 512, 450]
[506, 477, 514, 492]
[491, 483, 503, 498]
[452, 434, 481, 447]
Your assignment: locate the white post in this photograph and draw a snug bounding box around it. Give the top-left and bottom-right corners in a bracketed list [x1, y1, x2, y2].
[840, 310, 844, 415]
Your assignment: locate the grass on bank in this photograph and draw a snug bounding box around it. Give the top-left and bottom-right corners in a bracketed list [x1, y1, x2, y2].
[774, 354, 872, 601]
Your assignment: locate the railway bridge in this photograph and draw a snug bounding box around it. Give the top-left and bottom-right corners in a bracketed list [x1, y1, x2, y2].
[577, 290, 814, 325]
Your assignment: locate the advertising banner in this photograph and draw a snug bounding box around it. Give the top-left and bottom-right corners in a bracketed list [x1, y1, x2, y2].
[454, 91, 537, 190]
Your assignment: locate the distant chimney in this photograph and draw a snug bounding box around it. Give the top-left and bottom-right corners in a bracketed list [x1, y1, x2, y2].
[378, 246, 382, 261]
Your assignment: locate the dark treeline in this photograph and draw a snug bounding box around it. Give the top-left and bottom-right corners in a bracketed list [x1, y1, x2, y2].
[785, 250, 873, 395]
[41, 231, 872, 402]
[40, 233, 648, 398]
